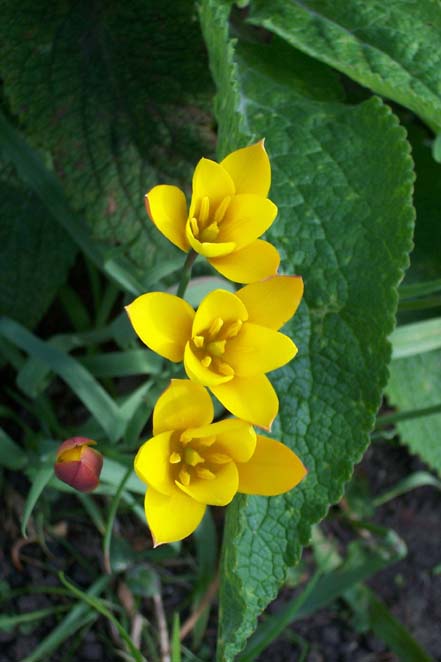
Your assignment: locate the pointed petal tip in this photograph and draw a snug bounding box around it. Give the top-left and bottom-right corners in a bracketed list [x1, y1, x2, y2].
[152, 536, 163, 549]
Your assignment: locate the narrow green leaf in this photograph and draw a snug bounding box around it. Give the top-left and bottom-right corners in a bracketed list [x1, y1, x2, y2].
[241, 530, 405, 661]
[58, 573, 144, 662]
[17, 314, 133, 397]
[385, 125, 441, 477]
[312, 527, 432, 662]
[21, 576, 109, 662]
[200, 4, 414, 658]
[0, 605, 69, 630]
[390, 317, 441, 359]
[0, 317, 125, 442]
[0, 112, 145, 297]
[171, 613, 182, 662]
[0, 427, 26, 470]
[376, 403, 441, 429]
[249, 0, 441, 132]
[353, 587, 432, 662]
[21, 463, 53, 537]
[433, 134, 441, 163]
[399, 278, 441, 300]
[192, 509, 218, 646]
[373, 471, 441, 507]
[103, 466, 133, 573]
[80, 349, 162, 378]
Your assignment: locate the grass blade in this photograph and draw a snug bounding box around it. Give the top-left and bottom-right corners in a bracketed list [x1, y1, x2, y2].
[373, 471, 441, 507]
[59, 572, 144, 662]
[21, 575, 110, 662]
[0, 317, 125, 442]
[0, 427, 26, 469]
[22, 463, 54, 537]
[390, 317, 441, 359]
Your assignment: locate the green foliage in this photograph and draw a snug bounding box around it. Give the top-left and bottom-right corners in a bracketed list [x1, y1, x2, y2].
[1, 0, 440, 659]
[249, 0, 441, 132]
[200, 2, 414, 658]
[0, 0, 213, 270]
[387, 351, 441, 476]
[0, 160, 76, 327]
[386, 127, 441, 476]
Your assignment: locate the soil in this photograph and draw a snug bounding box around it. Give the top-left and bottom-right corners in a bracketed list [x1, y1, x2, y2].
[1, 441, 440, 662]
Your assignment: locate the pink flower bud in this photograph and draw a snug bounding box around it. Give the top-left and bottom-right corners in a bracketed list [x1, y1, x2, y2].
[54, 437, 103, 493]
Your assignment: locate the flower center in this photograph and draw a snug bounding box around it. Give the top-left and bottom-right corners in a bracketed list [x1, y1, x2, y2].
[169, 432, 231, 487]
[189, 195, 231, 243]
[191, 316, 243, 378]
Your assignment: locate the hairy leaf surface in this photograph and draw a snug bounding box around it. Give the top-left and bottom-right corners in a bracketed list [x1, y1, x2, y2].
[200, 3, 415, 659]
[0, 0, 214, 268]
[249, 0, 441, 132]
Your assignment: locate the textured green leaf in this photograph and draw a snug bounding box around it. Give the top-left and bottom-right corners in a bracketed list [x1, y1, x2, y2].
[386, 128, 441, 476]
[0, 0, 214, 268]
[249, 0, 441, 132]
[199, 3, 414, 659]
[0, 159, 76, 327]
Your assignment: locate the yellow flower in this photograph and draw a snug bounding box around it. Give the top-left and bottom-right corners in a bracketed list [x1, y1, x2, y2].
[145, 141, 280, 283]
[134, 379, 307, 545]
[126, 275, 303, 429]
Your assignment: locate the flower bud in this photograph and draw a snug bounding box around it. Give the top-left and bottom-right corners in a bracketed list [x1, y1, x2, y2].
[54, 437, 103, 493]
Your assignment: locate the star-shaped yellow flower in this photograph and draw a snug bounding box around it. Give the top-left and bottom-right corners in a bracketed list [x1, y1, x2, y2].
[145, 141, 280, 283]
[134, 379, 307, 545]
[126, 276, 303, 429]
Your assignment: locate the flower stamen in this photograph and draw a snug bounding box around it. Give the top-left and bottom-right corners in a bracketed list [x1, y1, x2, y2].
[196, 467, 216, 480]
[184, 448, 205, 466]
[178, 468, 191, 486]
[214, 196, 231, 224]
[199, 196, 210, 225]
[190, 217, 199, 238]
[208, 317, 224, 338]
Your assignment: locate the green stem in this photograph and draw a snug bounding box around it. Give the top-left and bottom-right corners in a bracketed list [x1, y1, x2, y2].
[176, 250, 197, 299]
[375, 402, 441, 429]
[398, 295, 441, 312]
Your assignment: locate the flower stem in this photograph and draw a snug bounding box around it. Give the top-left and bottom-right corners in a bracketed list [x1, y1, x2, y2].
[176, 250, 197, 299]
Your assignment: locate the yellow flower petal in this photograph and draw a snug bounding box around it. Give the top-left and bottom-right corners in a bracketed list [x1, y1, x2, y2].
[184, 343, 232, 386]
[145, 185, 189, 252]
[126, 293, 194, 362]
[153, 379, 213, 435]
[211, 374, 279, 430]
[185, 418, 256, 462]
[224, 322, 297, 377]
[208, 240, 280, 284]
[238, 435, 307, 496]
[134, 431, 174, 495]
[185, 219, 236, 257]
[192, 157, 235, 206]
[220, 141, 271, 197]
[217, 194, 277, 249]
[192, 290, 248, 336]
[236, 276, 304, 330]
[178, 461, 239, 506]
[145, 486, 206, 546]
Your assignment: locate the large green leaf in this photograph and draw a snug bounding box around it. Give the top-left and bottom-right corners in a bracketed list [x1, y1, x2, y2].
[386, 128, 441, 476]
[0, 0, 213, 268]
[0, 159, 75, 327]
[249, 0, 441, 132]
[199, 3, 414, 659]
